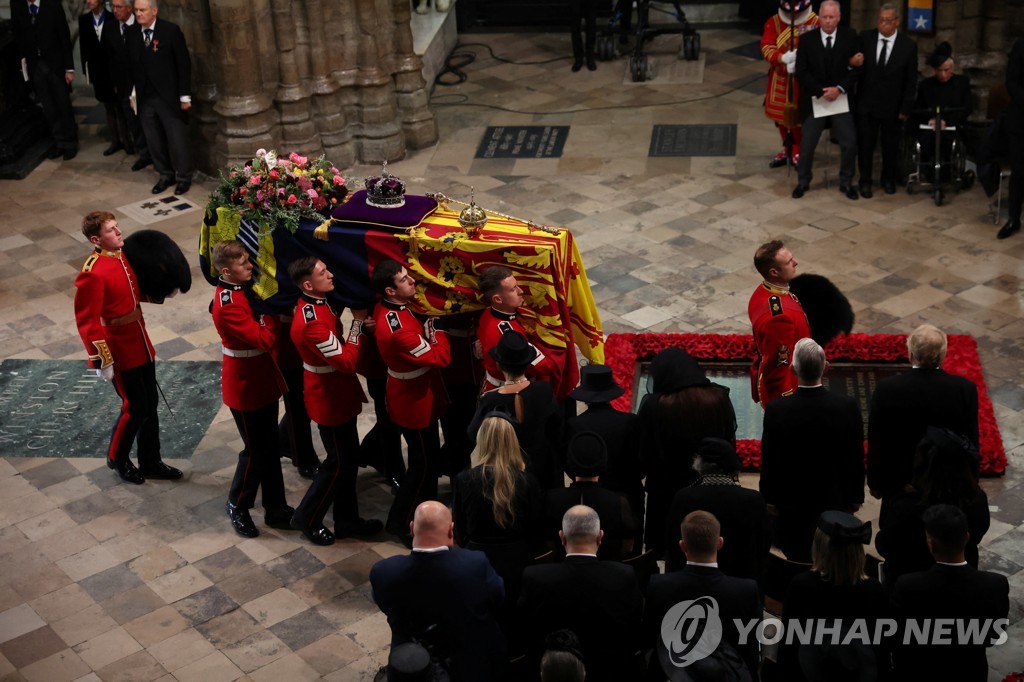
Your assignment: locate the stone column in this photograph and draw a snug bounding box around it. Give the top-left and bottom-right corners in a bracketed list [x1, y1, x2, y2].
[208, 0, 278, 169]
[389, 0, 439, 150]
[270, 0, 322, 156]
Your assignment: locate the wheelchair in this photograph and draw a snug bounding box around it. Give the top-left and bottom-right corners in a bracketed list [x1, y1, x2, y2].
[614, 0, 700, 83]
[903, 107, 975, 207]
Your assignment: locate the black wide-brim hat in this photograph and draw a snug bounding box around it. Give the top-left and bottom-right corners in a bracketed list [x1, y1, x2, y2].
[570, 364, 624, 403]
[489, 330, 538, 369]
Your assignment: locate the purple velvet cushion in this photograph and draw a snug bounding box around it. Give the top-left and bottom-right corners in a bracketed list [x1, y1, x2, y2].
[329, 190, 439, 229]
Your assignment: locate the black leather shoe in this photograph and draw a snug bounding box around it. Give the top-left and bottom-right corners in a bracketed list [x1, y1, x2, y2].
[103, 143, 123, 156]
[132, 158, 153, 172]
[115, 460, 145, 485]
[839, 185, 859, 200]
[265, 505, 295, 529]
[63, 149, 77, 161]
[226, 502, 259, 538]
[997, 219, 1021, 240]
[152, 178, 173, 194]
[301, 525, 336, 546]
[139, 462, 183, 480]
[571, 60, 583, 72]
[769, 152, 788, 169]
[46, 147, 61, 159]
[792, 184, 809, 199]
[335, 518, 384, 539]
[883, 181, 896, 194]
[297, 465, 319, 480]
[586, 57, 597, 71]
[175, 181, 191, 195]
[859, 185, 873, 199]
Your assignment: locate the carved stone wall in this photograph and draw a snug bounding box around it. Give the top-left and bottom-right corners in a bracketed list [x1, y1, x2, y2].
[156, 0, 438, 175]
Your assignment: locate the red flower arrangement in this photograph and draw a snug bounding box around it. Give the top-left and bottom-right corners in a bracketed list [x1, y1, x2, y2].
[604, 332, 1007, 475]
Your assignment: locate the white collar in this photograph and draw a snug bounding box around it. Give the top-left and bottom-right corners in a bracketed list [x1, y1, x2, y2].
[687, 560, 719, 568]
[412, 546, 450, 553]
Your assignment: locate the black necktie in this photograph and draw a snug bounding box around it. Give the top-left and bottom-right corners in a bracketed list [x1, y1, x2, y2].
[879, 38, 889, 67]
[120, 22, 126, 36]
[144, 28, 152, 47]
[826, 35, 833, 50]
[29, 2, 38, 20]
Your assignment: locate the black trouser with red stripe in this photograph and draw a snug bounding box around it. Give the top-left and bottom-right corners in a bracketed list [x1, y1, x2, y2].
[228, 401, 287, 511]
[293, 418, 360, 529]
[387, 424, 441, 533]
[278, 365, 319, 470]
[108, 361, 161, 469]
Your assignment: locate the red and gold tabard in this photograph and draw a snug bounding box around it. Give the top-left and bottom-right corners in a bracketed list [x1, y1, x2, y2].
[290, 293, 367, 427]
[372, 299, 450, 430]
[761, 10, 819, 123]
[74, 247, 155, 371]
[476, 307, 559, 392]
[747, 281, 810, 406]
[211, 279, 286, 411]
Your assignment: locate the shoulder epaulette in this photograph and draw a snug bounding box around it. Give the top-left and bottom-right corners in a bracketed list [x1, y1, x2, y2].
[219, 289, 232, 306]
[82, 253, 99, 273]
[769, 294, 784, 316]
[303, 304, 315, 322]
[386, 310, 402, 332]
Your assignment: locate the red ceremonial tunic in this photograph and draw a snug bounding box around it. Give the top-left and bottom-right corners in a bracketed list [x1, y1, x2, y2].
[476, 307, 559, 392]
[290, 293, 367, 427]
[761, 10, 819, 123]
[211, 279, 286, 411]
[372, 299, 451, 430]
[747, 281, 811, 406]
[74, 247, 154, 371]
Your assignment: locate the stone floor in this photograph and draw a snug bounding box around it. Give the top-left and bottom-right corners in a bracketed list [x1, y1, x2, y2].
[1, 26, 1023, 682]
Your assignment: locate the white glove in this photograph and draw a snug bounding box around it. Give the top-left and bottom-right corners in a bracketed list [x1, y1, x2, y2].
[423, 317, 436, 343]
[786, 61, 796, 74]
[780, 49, 797, 65]
[97, 365, 114, 382]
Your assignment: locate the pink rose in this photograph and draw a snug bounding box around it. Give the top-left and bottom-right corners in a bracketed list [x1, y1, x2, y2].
[269, 170, 279, 180]
[249, 175, 261, 185]
[287, 194, 298, 205]
[332, 175, 344, 186]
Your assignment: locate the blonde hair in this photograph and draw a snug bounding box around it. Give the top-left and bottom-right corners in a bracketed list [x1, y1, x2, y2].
[811, 528, 867, 587]
[471, 416, 526, 529]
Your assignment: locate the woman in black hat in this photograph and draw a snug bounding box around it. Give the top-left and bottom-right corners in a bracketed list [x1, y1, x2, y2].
[875, 426, 989, 587]
[637, 347, 737, 557]
[468, 331, 563, 489]
[913, 41, 973, 183]
[776, 511, 891, 682]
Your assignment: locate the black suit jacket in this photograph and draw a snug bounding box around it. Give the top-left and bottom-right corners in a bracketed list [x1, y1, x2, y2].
[856, 29, 918, 119]
[11, 0, 74, 76]
[127, 17, 191, 108]
[519, 555, 644, 682]
[565, 403, 644, 518]
[370, 547, 506, 682]
[102, 20, 134, 98]
[644, 565, 762, 681]
[663, 482, 770, 582]
[866, 368, 979, 498]
[761, 386, 865, 512]
[795, 26, 860, 119]
[78, 9, 115, 101]
[891, 563, 1009, 682]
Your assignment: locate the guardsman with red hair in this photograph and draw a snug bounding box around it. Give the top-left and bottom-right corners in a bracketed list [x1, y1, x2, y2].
[74, 211, 182, 484]
[289, 256, 382, 546]
[210, 240, 291, 539]
[371, 259, 451, 542]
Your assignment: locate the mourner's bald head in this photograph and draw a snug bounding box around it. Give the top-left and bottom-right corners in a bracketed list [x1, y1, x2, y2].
[411, 501, 454, 548]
